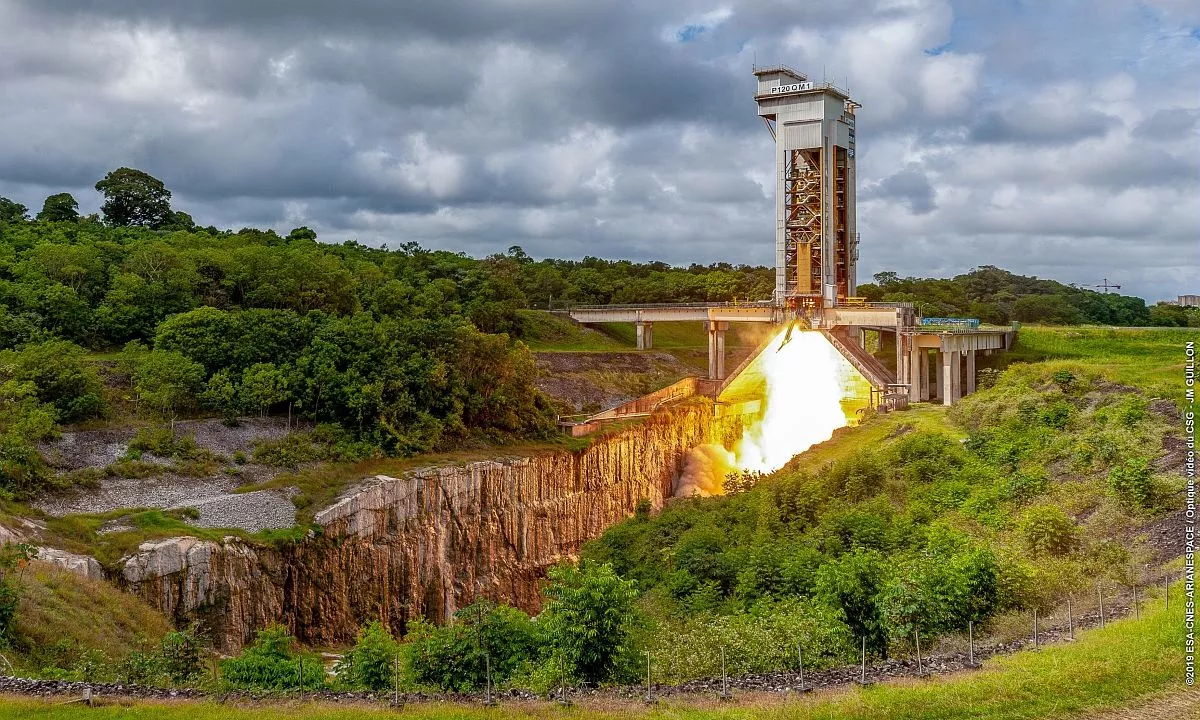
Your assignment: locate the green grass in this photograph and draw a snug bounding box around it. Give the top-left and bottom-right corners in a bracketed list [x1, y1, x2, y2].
[30, 508, 301, 568]
[782, 404, 960, 472]
[516, 311, 627, 351]
[594, 321, 767, 350]
[10, 561, 173, 672]
[0, 584, 1185, 719]
[1006, 325, 1195, 403]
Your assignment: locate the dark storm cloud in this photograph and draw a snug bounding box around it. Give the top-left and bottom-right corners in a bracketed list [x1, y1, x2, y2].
[867, 169, 936, 215]
[0, 0, 1196, 301]
[969, 108, 1118, 146]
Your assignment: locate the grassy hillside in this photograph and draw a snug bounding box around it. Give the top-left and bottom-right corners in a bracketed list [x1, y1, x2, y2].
[0, 583, 1186, 719]
[1005, 325, 1191, 402]
[8, 561, 173, 676]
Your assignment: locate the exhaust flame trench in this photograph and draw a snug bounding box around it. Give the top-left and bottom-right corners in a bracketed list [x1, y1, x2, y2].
[674, 328, 870, 497]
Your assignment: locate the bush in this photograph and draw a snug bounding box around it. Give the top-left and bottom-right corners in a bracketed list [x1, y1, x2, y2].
[1019, 505, 1078, 556]
[335, 621, 399, 691]
[1108, 457, 1155, 510]
[814, 549, 889, 656]
[220, 625, 324, 691]
[401, 603, 539, 692]
[639, 599, 854, 683]
[878, 547, 1000, 641]
[0, 340, 106, 423]
[541, 562, 639, 684]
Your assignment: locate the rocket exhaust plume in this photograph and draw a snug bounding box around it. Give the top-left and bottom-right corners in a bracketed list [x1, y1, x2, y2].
[675, 328, 867, 497]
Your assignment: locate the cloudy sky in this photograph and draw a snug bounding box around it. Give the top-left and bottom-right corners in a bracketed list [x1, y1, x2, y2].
[0, 1, 1196, 301]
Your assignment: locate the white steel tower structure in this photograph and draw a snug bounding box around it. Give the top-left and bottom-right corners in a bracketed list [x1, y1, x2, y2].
[753, 66, 859, 308]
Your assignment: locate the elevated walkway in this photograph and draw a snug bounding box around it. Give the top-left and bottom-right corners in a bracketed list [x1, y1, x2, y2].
[822, 329, 896, 390]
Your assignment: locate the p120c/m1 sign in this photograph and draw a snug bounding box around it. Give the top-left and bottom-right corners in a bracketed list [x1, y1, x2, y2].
[770, 82, 813, 94]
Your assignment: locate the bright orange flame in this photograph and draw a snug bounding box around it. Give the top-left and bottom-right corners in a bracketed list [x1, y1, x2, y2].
[732, 328, 869, 473]
[674, 328, 871, 497]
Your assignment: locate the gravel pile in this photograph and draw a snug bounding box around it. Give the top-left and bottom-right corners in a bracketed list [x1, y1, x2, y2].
[31, 418, 305, 533]
[178, 489, 297, 533]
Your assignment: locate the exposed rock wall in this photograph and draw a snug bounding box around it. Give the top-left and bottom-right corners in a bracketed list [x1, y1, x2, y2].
[118, 401, 722, 651]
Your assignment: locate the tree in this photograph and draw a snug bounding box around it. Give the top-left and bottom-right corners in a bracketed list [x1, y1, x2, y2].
[286, 226, 317, 242]
[134, 351, 205, 419]
[36, 193, 79, 222]
[240, 363, 288, 418]
[815, 549, 890, 657]
[334, 621, 400, 691]
[1, 340, 106, 423]
[0, 197, 28, 224]
[94, 167, 173, 228]
[199, 370, 242, 423]
[541, 561, 638, 684]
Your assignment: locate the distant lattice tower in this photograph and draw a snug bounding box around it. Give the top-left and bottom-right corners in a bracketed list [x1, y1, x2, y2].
[753, 66, 860, 307]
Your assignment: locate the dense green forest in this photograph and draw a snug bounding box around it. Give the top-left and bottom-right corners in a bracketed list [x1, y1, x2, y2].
[858, 269, 1191, 327]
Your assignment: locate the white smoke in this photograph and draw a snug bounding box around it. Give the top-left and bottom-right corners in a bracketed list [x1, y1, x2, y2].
[674, 443, 735, 497]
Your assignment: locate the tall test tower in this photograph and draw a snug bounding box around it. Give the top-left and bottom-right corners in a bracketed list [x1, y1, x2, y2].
[753, 66, 860, 309]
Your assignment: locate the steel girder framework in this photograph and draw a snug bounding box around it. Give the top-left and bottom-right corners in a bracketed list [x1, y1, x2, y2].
[783, 148, 822, 297]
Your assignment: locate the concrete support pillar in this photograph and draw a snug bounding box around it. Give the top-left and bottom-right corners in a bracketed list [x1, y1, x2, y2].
[645, 322, 654, 349]
[706, 321, 729, 381]
[966, 349, 976, 394]
[716, 325, 726, 380]
[908, 339, 921, 402]
[919, 349, 931, 401]
[636, 321, 646, 350]
[951, 350, 962, 404]
[934, 351, 944, 401]
[941, 351, 954, 406]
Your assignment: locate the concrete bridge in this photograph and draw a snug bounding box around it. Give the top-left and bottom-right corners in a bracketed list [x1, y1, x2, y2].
[567, 301, 1015, 408]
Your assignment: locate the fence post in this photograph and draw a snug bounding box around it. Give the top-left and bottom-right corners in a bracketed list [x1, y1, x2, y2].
[1098, 585, 1105, 629]
[968, 621, 975, 667]
[393, 655, 400, 708]
[858, 636, 868, 686]
[1067, 597, 1074, 640]
[559, 656, 569, 706]
[298, 654, 303, 691]
[1167, 575, 1171, 611]
[645, 651, 652, 703]
[484, 654, 495, 706]
[798, 643, 809, 693]
[915, 628, 924, 676]
[1133, 584, 1140, 620]
[1032, 608, 1039, 649]
[720, 646, 730, 699]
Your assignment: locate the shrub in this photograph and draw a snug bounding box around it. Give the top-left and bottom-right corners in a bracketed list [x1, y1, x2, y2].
[640, 599, 854, 683]
[1019, 505, 1078, 557]
[814, 549, 889, 656]
[335, 621, 400, 691]
[0, 340, 106, 423]
[401, 603, 539, 691]
[220, 625, 324, 691]
[0, 543, 33, 645]
[1108, 457, 1155, 510]
[1002, 470, 1050, 503]
[541, 562, 639, 684]
[1039, 400, 1073, 429]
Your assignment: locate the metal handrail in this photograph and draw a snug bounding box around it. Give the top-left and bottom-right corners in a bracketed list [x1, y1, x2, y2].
[567, 301, 775, 311]
[900, 325, 1011, 334]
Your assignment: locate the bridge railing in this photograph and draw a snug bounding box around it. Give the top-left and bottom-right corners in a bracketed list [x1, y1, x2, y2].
[567, 301, 775, 311]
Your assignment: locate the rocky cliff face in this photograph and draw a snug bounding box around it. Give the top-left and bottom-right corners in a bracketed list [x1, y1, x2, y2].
[118, 401, 722, 651]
